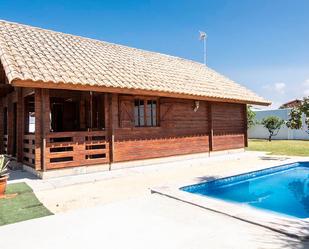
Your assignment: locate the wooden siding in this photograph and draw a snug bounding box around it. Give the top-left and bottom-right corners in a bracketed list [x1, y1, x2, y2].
[0, 88, 247, 170]
[212, 102, 246, 151]
[113, 98, 245, 162]
[45, 131, 109, 169]
[114, 135, 209, 162]
[23, 134, 35, 166]
[114, 97, 210, 162]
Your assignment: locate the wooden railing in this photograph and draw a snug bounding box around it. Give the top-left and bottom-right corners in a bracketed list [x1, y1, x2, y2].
[45, 131, 109, 169]
[3, 135, 8, 154]
[23, 134, 35, 166]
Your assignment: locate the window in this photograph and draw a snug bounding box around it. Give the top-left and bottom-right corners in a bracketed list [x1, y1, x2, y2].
[51, 98, 79, 132]
[134, 98, 157, 127]
[85, 93, 105, 130]
[50, 91, 105, 132]
[146, 100, 157, 126]
[134, 99, 144, 126]
[24, 95, 35, 133]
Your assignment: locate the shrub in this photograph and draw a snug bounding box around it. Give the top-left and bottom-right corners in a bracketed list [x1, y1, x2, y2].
[0, 155, 9, 178]
[261, 116, 285, 141]
[247, 105, 256, 129]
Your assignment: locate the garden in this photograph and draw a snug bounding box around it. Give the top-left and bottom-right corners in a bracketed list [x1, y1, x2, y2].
[247, 97, 309, 156]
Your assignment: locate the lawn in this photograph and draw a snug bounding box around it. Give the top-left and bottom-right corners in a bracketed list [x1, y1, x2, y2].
[0, 182, 53, 226]
[247, 139, 309, 156]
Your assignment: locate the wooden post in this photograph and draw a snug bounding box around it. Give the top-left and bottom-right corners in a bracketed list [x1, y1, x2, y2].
[208, 102, 213, 152]
[0, 99, 3, 154]
[34, 89, 42, 170]
[41, 89, 50, 171]
[16, 88, 24, 162]
[107, 93, 114, 169]
[244, 104, 248, 147]
[90, 91, 93, 130]
[41, 89, 46, 171]
[79, 97, 86, 130]
[6, 92, 13, 155]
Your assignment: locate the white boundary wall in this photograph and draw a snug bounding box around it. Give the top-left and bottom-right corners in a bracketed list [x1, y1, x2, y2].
[248, 108, 309, 140]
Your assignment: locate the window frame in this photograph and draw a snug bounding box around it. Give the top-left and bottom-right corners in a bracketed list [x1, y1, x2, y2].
[134, 97, 159, 128]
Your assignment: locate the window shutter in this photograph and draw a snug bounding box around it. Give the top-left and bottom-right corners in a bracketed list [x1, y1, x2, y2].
[119, 95, 134, 128]
[159, 98, 174, 128]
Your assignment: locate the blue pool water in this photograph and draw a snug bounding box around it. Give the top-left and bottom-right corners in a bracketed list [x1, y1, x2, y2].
[181, 162, 309, 219]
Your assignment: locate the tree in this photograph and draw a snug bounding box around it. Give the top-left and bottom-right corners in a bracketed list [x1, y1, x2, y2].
[247, 105, 256, 129]
[286, 97, 309, 134]
[261, 116, 284, 141]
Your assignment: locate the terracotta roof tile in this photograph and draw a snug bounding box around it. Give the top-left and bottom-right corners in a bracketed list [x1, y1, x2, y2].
[0, 20, 270, 105]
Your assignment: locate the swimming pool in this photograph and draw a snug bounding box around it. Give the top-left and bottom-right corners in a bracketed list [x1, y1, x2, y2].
[181, 162, 309, 219]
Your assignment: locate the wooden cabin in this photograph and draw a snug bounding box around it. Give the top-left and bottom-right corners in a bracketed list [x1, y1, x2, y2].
[0, 20, 270, 175]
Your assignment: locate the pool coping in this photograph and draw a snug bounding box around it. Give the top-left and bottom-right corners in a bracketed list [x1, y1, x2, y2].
[151, 159, 309, 240]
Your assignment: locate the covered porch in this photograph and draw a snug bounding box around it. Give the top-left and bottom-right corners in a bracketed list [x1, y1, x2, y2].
[2, 88, 111, 171]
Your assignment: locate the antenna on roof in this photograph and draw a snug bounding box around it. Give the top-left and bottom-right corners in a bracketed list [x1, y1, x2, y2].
[199, 31, 207, 66]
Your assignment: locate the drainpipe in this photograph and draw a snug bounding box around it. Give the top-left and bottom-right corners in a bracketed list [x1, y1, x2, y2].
[208, 102, 213, 157]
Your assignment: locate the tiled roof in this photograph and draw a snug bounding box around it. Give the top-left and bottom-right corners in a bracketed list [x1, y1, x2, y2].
[0, 20, 270, 105]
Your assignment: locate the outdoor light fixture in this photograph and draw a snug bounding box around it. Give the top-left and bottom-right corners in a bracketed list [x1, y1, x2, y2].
[193, 100, 200, 112]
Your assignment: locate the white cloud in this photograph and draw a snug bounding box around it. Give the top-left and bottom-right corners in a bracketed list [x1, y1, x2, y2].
[259, 78, 309, 110]
[302, 79, 309, 96]
[260, 82, 287, 109]
[262, 82, 286, 95]
[303, 79, 309, 86]
[274, 82, 286, 94]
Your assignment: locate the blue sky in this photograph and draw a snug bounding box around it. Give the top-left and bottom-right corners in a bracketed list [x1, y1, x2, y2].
[1, 0, 309, 108]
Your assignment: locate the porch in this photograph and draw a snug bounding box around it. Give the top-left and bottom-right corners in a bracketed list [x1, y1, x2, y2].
[1, 88, 111, 171]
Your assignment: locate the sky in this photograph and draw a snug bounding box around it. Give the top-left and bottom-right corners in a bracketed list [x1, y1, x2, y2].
[0, 0, 308, 109]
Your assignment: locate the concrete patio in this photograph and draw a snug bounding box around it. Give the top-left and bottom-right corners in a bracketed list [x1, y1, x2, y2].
[8, 151, 302, 213]
[0, 194, 308, 249]
[3, 151, 309, 248]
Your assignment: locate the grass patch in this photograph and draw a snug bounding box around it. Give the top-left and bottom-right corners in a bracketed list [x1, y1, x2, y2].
[247, 139, 309, 156]
[0, 182, 53, 226]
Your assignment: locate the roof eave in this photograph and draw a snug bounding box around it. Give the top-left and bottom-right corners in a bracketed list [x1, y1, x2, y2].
[11, 79, 271, 106]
